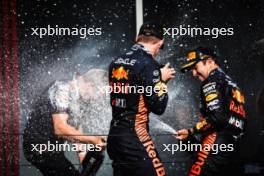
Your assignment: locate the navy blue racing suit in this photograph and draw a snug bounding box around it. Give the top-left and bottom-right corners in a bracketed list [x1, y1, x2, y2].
[107, 44, 168, 176]
[188, 68, 246, 176]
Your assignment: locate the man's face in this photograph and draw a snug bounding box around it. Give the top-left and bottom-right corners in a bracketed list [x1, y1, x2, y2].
[153, 39, 164, 57]
[78, 76, 106, 100]
[78, 77, 95, 100]
[191, 60, 211, 82]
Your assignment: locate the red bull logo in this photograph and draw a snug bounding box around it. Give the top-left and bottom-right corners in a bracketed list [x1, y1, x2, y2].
[232, 89, 245, 104]
[187, 51, 196, 61]
[111, 66, 129, 80]
[229, 100, 246, 118]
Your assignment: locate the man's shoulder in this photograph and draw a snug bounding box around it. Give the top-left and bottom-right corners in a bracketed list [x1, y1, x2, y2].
[110, 52, 151, 70]
[50, 80, 68, 90]
[202, 68, 241, 95]
[201, 69, 225, 94]
[48, 80, 70, 109]
[214, 68, 239, 89]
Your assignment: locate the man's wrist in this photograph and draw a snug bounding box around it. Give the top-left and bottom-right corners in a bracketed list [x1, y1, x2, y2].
[161, 79, 167, 84]
[188, 128, 194, 135]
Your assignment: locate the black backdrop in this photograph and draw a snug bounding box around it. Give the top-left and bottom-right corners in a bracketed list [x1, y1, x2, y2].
[16, 0, 264, 175]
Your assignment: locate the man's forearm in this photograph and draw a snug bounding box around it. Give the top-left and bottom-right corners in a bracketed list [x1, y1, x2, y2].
[53, 113, 99, 144]
[191, 118, 213, 134]
[54, 121, 96, 144]
[188, 128, 194, 135]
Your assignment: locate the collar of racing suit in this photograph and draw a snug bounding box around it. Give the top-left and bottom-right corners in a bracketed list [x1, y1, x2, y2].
[131, 43, 152, 55]
[209, 67, 220, 77]
[131, 43, 165, 69]
[203, 67, 223, 83]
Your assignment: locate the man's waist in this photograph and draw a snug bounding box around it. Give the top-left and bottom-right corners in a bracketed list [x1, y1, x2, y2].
[110, 119, 148, 131]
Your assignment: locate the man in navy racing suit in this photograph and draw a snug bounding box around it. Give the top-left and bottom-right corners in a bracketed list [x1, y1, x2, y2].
[107, 22, 176, 176]
[176, 47, 247, 176]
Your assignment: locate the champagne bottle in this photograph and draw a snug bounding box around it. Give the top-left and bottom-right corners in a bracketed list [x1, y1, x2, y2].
[80, 150, 105, 176]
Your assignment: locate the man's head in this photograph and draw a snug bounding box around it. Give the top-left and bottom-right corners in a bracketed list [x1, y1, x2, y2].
[181, 47, 219, 82]
[136, 22, 164, 57]
[75, 69, 108, 100]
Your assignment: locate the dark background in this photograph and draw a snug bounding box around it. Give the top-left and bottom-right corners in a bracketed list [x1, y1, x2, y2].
[18, 0, 136, 175]
[143, 0, 264, 175]
[17, 0, 264, 175]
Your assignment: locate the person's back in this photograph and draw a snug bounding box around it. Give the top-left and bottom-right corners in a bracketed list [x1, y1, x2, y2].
[107, 22, 176, 176]
[109, 44, 167, 129]
[107, 43, 168, 175]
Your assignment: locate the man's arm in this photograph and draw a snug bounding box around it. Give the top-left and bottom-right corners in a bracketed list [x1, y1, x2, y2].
[200, 82, 229, 128]
[53, 113, 105, 146]
[177, 81, 229, 139]
[141, 62, 175, 115]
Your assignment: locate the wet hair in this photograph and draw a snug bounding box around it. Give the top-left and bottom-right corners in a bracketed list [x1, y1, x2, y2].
[136, 35, 161, 44]
[80, 69, 108, 86]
